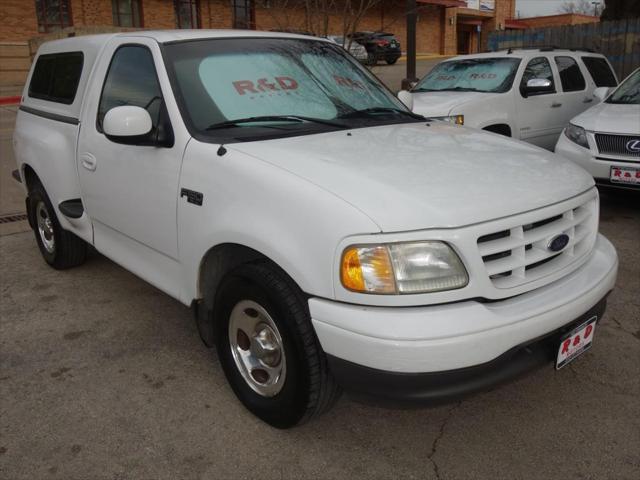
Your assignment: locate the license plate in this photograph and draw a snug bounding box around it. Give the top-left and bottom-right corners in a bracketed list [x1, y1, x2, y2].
[610, 166, 640, 185]
[556, 317, 597, 369]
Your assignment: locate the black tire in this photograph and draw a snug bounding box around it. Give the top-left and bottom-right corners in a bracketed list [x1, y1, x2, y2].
[366, 52, 377, 66]
[29, 180, 87, 269]
[386, 57, 399, 65]
[214, 262, 341, 428]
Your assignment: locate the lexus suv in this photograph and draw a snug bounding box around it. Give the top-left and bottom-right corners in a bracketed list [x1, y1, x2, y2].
[555, 67, 640, 189]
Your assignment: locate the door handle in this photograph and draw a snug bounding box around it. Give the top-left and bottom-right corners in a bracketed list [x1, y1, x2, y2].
[583, 97, 593, 103]
[551, 102, 562, 108]
[80, 153, 97, 171]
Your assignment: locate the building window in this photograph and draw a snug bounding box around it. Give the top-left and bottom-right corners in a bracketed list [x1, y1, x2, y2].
[175, 0, 200, 29]
[233, 0, 255, 29]
[112, 0, 143, 28]
[35, 0, 73, 33]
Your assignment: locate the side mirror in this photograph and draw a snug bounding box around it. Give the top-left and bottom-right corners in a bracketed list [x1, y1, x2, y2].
[397, 90, 414, 110]
[521, 78, 554, 97]
[593, 87, 610, 102]
[103, 106, 152, 138]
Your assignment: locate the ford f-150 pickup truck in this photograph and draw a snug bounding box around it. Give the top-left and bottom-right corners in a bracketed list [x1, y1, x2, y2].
[13, 30, 618, 429]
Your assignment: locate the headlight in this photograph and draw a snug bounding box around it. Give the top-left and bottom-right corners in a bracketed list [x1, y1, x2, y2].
[430, 115, 464, 125]
[564, 123, 589, 149]
[340, 241, 468, 294]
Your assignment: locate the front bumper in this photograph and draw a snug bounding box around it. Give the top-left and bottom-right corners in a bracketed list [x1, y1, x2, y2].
[327, 298, 606, 406]
[310, 234, 617, 402]
[555, 133, 640, 189]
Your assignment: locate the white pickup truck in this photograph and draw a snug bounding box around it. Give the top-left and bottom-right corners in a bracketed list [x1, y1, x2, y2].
[13, 30, 618, 428]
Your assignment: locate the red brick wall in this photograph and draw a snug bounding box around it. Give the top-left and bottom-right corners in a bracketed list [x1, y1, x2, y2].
[0, 1, 39, 42]
[70, 0, 113, 26]
[0, 0, 516, 53]
[141, 0, 177, 28]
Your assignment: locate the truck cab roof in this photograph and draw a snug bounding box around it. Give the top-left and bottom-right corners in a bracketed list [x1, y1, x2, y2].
[24, 30, 331, 120]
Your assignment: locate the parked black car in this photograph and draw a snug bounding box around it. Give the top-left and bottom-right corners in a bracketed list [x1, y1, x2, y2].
[349, 31, 402, 65]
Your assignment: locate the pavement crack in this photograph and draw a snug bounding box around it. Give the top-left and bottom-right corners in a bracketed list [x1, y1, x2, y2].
[607, 316, 640, 342]
[427, 402, 460, 480]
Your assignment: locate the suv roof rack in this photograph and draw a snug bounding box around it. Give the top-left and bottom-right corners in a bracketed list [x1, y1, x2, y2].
[497, 46, 597, 54]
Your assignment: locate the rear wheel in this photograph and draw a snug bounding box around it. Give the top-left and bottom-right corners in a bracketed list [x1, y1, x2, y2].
[386, 57, 399, 65]
[29, 181, 87, 269]
[366, 52, 377, 66]
[214, 262, 341, 428]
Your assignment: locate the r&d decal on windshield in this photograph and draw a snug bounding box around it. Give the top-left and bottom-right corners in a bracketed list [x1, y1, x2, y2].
[469, 73, 497, 79]
[333, 75, 364, 89]
[233, 77, 299, 95]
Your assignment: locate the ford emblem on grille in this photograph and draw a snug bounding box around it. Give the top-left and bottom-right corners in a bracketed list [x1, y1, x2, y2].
[548, 234, 570, 252]
[626, 139, 640, 153]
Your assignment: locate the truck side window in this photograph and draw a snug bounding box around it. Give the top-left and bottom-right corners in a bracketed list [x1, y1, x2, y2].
[29, 52, 84, 104]
[581, 56, 617, 87]
[97, 45, 162, 131]
[555, 56, 586, 92]
[520, 57, 555, 96]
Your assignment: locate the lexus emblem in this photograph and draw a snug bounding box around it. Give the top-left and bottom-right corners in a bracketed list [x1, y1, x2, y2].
[626, 139, 640, 153]
[548, 234, 570, 253]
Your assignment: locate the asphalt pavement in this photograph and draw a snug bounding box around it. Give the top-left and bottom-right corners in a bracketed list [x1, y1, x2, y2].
[1, 62, 639, 479]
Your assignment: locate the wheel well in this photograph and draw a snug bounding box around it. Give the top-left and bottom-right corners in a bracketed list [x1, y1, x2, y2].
[482, 124, 512, 137]
[197, 243, 272, 304]
[194, 243, 282, 346]
[22, 164, 39, 191]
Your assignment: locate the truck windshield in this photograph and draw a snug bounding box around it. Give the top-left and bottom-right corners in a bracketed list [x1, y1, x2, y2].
[413, 58, 521, 93]
[162, 38, 419, 142]
[606, 69, 640, 105]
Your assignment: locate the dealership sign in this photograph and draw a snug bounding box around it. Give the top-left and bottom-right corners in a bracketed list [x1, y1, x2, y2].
[465, 0, 495, 10]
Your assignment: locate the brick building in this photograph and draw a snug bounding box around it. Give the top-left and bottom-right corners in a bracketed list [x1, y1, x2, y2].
[516, 13, 600, 29]
[0, 0, 516, 88]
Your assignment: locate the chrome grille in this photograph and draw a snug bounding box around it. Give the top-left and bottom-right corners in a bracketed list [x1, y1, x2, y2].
[477, 196, 598, 289]
[594, 133, 640, 158]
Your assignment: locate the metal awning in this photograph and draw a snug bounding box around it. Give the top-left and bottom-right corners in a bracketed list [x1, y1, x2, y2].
[504, 19, 529, 30]
[417, 0, 467, 7]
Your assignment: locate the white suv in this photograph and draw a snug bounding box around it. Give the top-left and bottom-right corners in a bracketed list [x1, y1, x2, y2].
[555, 68, 640, 189]
[401, 49, 618, 150]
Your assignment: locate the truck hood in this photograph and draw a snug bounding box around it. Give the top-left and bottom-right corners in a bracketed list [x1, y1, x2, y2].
[410, 91, 501, 117]
[229, 122, 594, 232]
[571, 102, 640, 134]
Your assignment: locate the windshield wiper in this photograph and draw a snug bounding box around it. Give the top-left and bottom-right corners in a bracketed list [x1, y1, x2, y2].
[437, 87, 481, 92]
[337, 107, 425, 120]
[205, 115, 346, 131]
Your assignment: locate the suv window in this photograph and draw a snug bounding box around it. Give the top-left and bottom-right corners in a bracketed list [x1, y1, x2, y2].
[555, 56, 586, 92]
[581, 57, 617, 87]
[520, 57, 555, 96]
[97, 45, 162, 131]
[29, 52, 83, 104]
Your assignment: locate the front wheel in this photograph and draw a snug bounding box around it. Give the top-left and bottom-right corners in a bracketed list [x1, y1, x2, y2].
[29, 181, 87, 269]
[214, 262, 341, 428]
[386, 57, 399, 65]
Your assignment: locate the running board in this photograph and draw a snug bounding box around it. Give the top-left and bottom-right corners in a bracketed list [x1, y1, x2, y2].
[58, 199, 84, 219]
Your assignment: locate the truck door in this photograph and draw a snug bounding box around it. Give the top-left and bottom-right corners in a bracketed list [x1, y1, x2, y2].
[553, 55, 593, 124]
[515, 56, 565, 150]
[77, 38, 184, 260]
